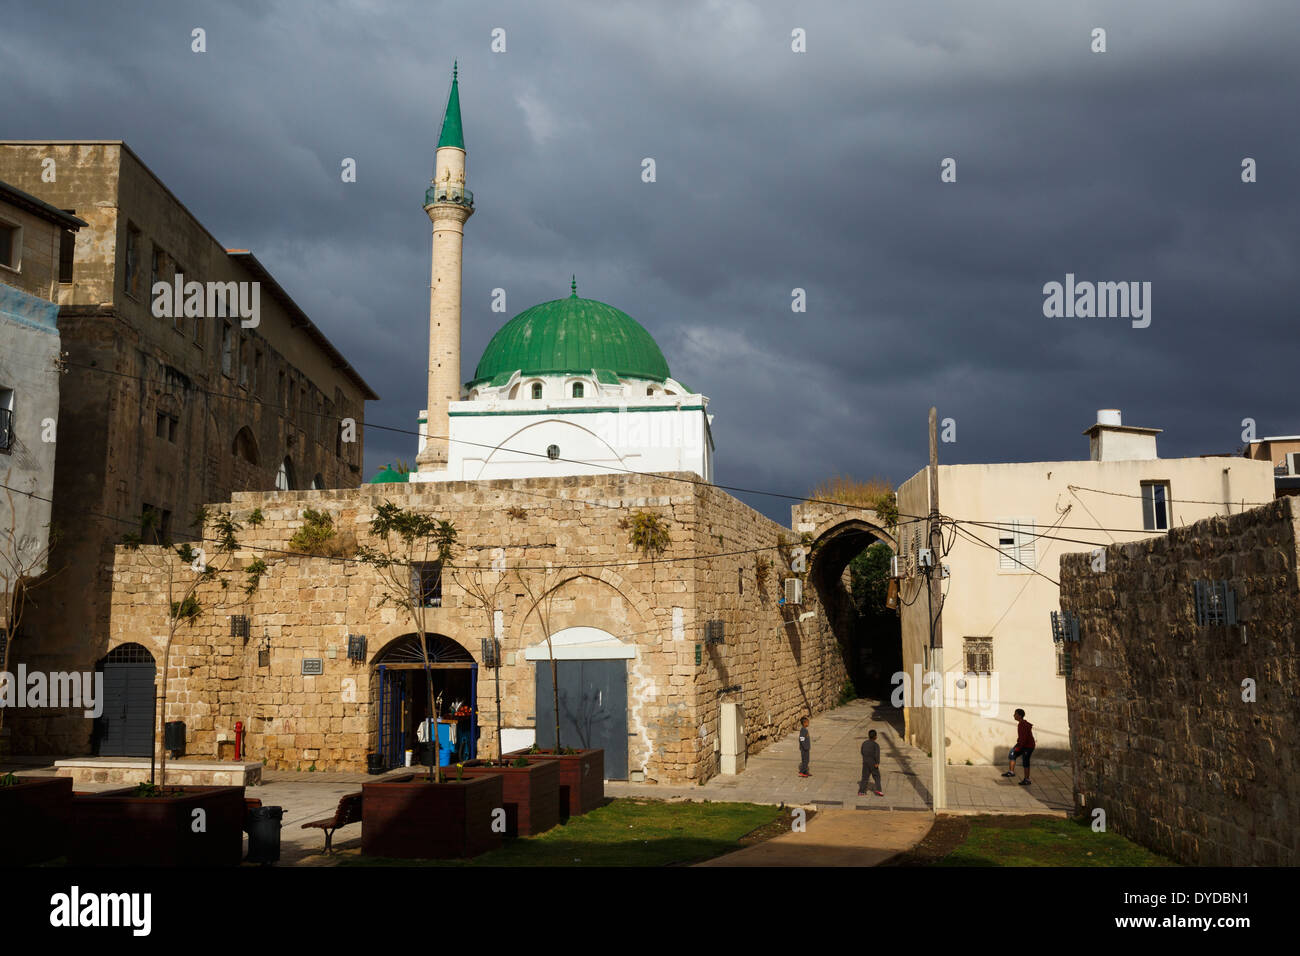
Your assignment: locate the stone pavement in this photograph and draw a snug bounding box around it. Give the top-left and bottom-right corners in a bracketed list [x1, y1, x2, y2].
[606, 698, 1074, 814]
[696, 809, 933, 867]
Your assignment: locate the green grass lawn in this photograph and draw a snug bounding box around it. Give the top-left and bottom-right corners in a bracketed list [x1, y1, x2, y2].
[340, 798, 784, 867]
[937, 815, 1180, 867]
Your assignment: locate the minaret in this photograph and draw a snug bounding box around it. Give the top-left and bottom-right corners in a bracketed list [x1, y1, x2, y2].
[416, 62, 474, 473]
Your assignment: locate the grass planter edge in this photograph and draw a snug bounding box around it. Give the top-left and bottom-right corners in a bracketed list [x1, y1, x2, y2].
[68, 785, 246, 866]
[457, 758, 561, 837]
[362, 775, 505, 859]
[504, 748, 604, 818]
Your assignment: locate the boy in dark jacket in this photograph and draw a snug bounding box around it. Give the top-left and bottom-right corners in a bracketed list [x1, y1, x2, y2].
[858, 729, 882, 796]
[797, 717, 811, 777]
[1002, 708, 1035, 785]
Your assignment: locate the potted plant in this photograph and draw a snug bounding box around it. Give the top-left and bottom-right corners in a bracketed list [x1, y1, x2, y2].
[456, 755, 560, 837]
[67, 783, 246, 866]
[361, 770, 505, 859]
[503, 744, 605, 819]
[0, 773, 73, 865]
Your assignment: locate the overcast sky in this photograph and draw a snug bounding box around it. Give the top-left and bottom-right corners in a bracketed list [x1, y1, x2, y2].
[6, 1, 1299, 521]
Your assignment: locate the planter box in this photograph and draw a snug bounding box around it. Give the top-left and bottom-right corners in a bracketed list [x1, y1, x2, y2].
[68, 785, 246, 866]
[504, 748, 604, 818]
[0, 776, 73, 865]
[458, 758, 560, 837]
[362, 775, 504, 859]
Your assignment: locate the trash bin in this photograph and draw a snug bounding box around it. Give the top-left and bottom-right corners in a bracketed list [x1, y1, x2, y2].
[246, 806, 283, 864]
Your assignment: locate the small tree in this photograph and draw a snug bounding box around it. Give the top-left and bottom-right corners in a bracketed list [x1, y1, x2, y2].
[0, 485, 64, 738]
[450, 550, 513, 761]
[120, 506, 265, 784]
[355, 501, 457, 782]
[514, 564, 574, 754]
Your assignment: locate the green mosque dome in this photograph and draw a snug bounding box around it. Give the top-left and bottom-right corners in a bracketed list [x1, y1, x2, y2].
[469, 284, 672, 388]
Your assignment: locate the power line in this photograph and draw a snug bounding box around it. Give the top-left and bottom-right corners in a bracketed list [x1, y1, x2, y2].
[1066, 484, 1274, 509]
[62, 358, 930, 522]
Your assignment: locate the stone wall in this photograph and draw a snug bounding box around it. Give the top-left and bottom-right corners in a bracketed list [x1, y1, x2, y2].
[104, 472, 841, 783]
[0, 142, 372, 754]
[1061, 498, 1300, 866]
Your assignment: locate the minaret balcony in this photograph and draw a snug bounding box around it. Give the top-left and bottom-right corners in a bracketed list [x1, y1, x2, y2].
[425, 184, 474, 208]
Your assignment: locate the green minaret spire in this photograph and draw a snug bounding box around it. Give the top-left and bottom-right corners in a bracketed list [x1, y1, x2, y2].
[437, 61, 465, 149]
[571, 275, 578, 297]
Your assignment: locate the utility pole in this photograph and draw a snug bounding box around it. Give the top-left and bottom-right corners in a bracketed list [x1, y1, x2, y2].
[927, 407, 947, 810]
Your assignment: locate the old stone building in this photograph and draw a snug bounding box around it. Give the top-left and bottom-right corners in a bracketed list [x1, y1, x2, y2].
[0, 141, 377, 754]
[105, 472, 843, 782]
[1061, 497, 1300, 866]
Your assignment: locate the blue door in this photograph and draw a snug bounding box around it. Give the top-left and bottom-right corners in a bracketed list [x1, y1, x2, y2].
[535, 659, 628, 779]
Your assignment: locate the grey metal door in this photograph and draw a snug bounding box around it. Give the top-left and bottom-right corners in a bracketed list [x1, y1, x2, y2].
[535, 659, 628, 779]
[96, 646, 156, 757]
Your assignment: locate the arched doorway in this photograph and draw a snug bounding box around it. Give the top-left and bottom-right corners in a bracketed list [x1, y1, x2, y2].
[93, 642, 156, 757]
[809, 520, 901, 703]
[373, 633, 478, 770]
[524, 626, 631, 779]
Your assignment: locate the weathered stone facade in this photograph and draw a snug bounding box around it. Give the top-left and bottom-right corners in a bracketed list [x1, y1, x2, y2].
[106, 472, 844, 783]
[1061, 498, 1300, 866]
[0, 142, 376, 753]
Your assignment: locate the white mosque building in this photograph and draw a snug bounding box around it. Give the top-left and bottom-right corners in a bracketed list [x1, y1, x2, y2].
[400, 66, 714, 486]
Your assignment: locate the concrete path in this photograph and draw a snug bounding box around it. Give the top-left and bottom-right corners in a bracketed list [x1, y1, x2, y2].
[696, 809, 932, 867]
[607, 698, 1073, 814]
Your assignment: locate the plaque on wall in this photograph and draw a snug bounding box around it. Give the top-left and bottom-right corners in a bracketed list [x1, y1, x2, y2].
[301, 658, 324, 675]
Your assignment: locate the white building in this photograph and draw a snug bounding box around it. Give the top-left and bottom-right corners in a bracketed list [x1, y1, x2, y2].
[894, 410, 1276, 765]
[0, 181, 83, 634]
[406, 68, 713, 485]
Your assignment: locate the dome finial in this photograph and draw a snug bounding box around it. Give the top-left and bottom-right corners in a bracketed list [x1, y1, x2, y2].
[570, 275, 577, 297]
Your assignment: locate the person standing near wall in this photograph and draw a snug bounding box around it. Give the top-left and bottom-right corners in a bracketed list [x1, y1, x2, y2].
[1002, 708, 1035, 785]
[797, 716, 811, 777]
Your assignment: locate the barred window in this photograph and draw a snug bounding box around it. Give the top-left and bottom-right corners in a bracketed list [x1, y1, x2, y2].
[963, 637, 993, 674]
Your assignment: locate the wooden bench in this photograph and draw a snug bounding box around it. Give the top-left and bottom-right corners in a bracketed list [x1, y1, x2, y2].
[300, 791, 362, 853]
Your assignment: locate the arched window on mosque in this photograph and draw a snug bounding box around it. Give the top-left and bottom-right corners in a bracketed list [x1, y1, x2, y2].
[276, 456, 294, 491]
[571, 382, 584, 399]
[531, 382, 543, 400]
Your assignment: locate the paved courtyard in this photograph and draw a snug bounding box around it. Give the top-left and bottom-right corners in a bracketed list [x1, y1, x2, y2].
[607, 698, 1074, 814]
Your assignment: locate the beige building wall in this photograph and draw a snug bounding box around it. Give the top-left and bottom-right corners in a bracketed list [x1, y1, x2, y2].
[896, 454, 1275, 765]
[105, 472, 842, 783]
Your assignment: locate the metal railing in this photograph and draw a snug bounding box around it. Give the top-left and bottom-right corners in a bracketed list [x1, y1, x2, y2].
[424, 184, 474, 208]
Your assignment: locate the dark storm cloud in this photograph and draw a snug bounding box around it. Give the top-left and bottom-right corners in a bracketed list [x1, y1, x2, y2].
[5, 0, 1299, 520]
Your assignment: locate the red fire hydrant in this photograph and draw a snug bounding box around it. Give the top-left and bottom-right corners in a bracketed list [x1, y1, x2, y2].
[235, 721, 244, 761]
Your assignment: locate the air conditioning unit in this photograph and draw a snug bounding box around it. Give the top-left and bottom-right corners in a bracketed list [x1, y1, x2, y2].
[784, 578, 802, 605]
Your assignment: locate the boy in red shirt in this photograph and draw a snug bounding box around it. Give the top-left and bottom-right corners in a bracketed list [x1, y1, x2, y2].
[1001, 708, 1035, 786]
